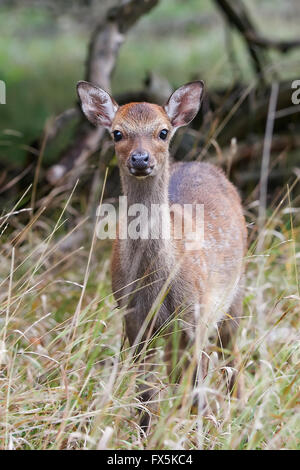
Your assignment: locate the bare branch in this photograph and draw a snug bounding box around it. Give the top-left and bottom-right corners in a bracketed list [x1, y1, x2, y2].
[46, 0, 159, 186]
[245, 32, 300, 53]
[213, 0, 267, 78]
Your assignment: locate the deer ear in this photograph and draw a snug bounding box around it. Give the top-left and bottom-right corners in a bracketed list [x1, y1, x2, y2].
[77, 81, 118, 129]
[164, 81, 204, 129]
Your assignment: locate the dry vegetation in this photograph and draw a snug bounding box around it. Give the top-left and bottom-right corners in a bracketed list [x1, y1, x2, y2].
[0, 169, 299, 450]
[0, 0, 300, 452]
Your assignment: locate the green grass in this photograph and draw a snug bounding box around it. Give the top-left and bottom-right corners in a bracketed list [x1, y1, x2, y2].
[0, 174, 299, 450]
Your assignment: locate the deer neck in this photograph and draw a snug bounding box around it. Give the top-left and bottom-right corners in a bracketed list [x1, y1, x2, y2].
[121, 162, 169, 208]
[119, 159, 174, 280]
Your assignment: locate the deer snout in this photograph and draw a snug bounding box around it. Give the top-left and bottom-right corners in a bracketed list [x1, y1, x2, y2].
[130, 151, 149, 169]
[129, 151, 153, 177]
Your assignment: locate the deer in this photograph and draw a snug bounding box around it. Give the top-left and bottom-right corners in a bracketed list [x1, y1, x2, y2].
[77, 79, 247, 432]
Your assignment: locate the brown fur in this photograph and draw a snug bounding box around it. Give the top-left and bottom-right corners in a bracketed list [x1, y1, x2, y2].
[77, 80, 247, 432]
[112, 159, 246, 336]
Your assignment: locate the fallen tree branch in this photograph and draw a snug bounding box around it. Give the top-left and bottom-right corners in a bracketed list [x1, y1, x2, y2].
[47, 108, 79, 142]
[211, 134, 300, 168]
[244, 31, 300, 53]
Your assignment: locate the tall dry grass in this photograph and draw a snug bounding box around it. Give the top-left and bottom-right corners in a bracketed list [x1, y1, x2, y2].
[0, 170, 299, 449]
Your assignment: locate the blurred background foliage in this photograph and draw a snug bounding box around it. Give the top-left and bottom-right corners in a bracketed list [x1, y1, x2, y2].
[0, 0, 299, 165]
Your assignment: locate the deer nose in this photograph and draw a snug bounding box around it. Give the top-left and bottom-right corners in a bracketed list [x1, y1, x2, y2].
[130, 151, 149, 170]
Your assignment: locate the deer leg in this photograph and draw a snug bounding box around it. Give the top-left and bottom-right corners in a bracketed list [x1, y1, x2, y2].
[164, 326, 210, 415]
[138, 351, 160, 434]
[125, 310, 163, 434]
[217, 284, 244, 398]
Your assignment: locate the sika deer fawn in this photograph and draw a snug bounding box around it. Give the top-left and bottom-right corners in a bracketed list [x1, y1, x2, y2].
[77, 80, 247, 432]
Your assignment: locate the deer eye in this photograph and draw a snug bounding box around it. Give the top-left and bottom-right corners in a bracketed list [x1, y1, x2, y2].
[113, 130, 123, 142]
[159, 129, 168, 140]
